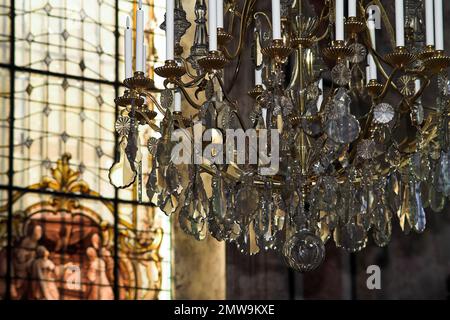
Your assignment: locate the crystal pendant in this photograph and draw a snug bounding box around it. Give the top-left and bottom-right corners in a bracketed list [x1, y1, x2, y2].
[209, 174, 234, 241]
[372, 205, 392, 247]
[334, 223, 367, 252]
[158, 163, 181, 215]
[235, 221, 260, 255]
[315, 176, 339, 211]
[373, 103, 395, 124]
[429, 186, 446, 212]
[109, 138, 137, 188]
[409, 181, 426, 233]
[234, 180, 260, 227]
[332, 63, 351, 86]
[411, 152, 430, 181]
[179, 170, 209, 240]
[435, 151, 450, 196]
[145, 159, 159, 204]
[283, 229, 325, 272]
[254, 185, 282, 251]
[326, 114, 360, 144]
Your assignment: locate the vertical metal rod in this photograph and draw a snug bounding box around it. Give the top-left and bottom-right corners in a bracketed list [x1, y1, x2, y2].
[5, 0, 15, 301]
[113, 0, 120, 301]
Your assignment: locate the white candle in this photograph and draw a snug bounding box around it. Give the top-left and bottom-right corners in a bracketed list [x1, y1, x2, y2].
[317, 78, 323, 111]
[255, 68, 262, 85]
[435, 0, 444, 51]
[217, 0, 224, 28]
[425, 0, 435, 46]
[166, 0, 175, 60]
[415, 79, 421, 93]
[174, 89, 182, 112]
[124, 16, 132, 79]
[262, 108, 267, 125]
[136, 0, 144, 72]
[142, 44, 147, 76]
[366, 65, 371, 85]
[348, 0, 357, 17]
[367, 18, 377, 80]
[335, 0, 344, 41]
[395, 0, 405, 47]
[209, 0, 217, 51]
[368, 16, 377, 50]
[271, 0, 282, 39]
[367, 54, 377, 80]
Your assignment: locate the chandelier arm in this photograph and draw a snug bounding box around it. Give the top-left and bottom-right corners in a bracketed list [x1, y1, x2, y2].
[409, 77, 431, 107]
[253, 12, 272, 31]
[173, 73, 207, 88]
[179, 56, 201, 79]
[135, 109, 161, 133]
[225, 53, 243, 94]
[214, 73, 247, 129]
[314, 27, 330, 42]
[143, 92, 165, 115]
[221, 0, 255, 60]
[172, 79, 202, 109]
[375, 67, 399, 101]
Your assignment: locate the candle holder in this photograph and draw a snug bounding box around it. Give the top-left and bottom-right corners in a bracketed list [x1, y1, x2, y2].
[366, 79, 384, 98]
[422, 50, 450, 74]
[418, 45, 437, 60]
[384, 46, 416, 69]
[323, 40, 354, 62]
[198, 50, 228, 71]
[155, 60, 186, 80]
[261, 39, 293, 64]
[124, 71, 156, 92]
[248, 85, 265, 99]
[135, 109, 158, 125]
[217, 28, 233, 46]
[114, 89, 145, 107]
[291, 37, 315, 49]
[345, 17, 366, 38]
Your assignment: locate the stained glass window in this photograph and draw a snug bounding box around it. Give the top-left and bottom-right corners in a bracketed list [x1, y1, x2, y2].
[0, 0, 171, 300]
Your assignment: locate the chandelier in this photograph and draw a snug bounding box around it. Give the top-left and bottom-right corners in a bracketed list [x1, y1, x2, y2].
[109, 0, 450, 272]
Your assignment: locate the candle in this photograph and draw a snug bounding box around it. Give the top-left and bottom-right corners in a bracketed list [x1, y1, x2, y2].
[125, 16, 132, 79]
[262, 108, 267, 126]
[217, 0, 224, 28]
[317, 79, 323, 111]
[166, 0, 174, 60]
[142, 44, 147, 76]
[367, 18, 377, 80]
[255, 68, 262, 86]
[209, 0, 217, 51]
[415, 79, 421, 94]
[348, 0, 357, 17]
[425, 0, 434, 46]
[136, 0, 144, 72]
[335, 0, 344, 41]
[366, 65, 371, 85]
[271, 0, 281, 39]
[435, 0, 444, 51]
[174, 89, 182, 112]
[395, 0, 405, 47]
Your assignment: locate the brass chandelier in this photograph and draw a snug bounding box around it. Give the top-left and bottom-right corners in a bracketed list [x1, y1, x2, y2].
[109, 0, 450, 272]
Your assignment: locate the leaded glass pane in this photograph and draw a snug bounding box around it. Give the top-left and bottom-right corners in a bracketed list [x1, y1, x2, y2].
[0, 0, 10, 63]
[12, 72, 116, 197]
[0, 68, 9, 185]
[15, 0, 117, 81]
[0, 0, 171, 300]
